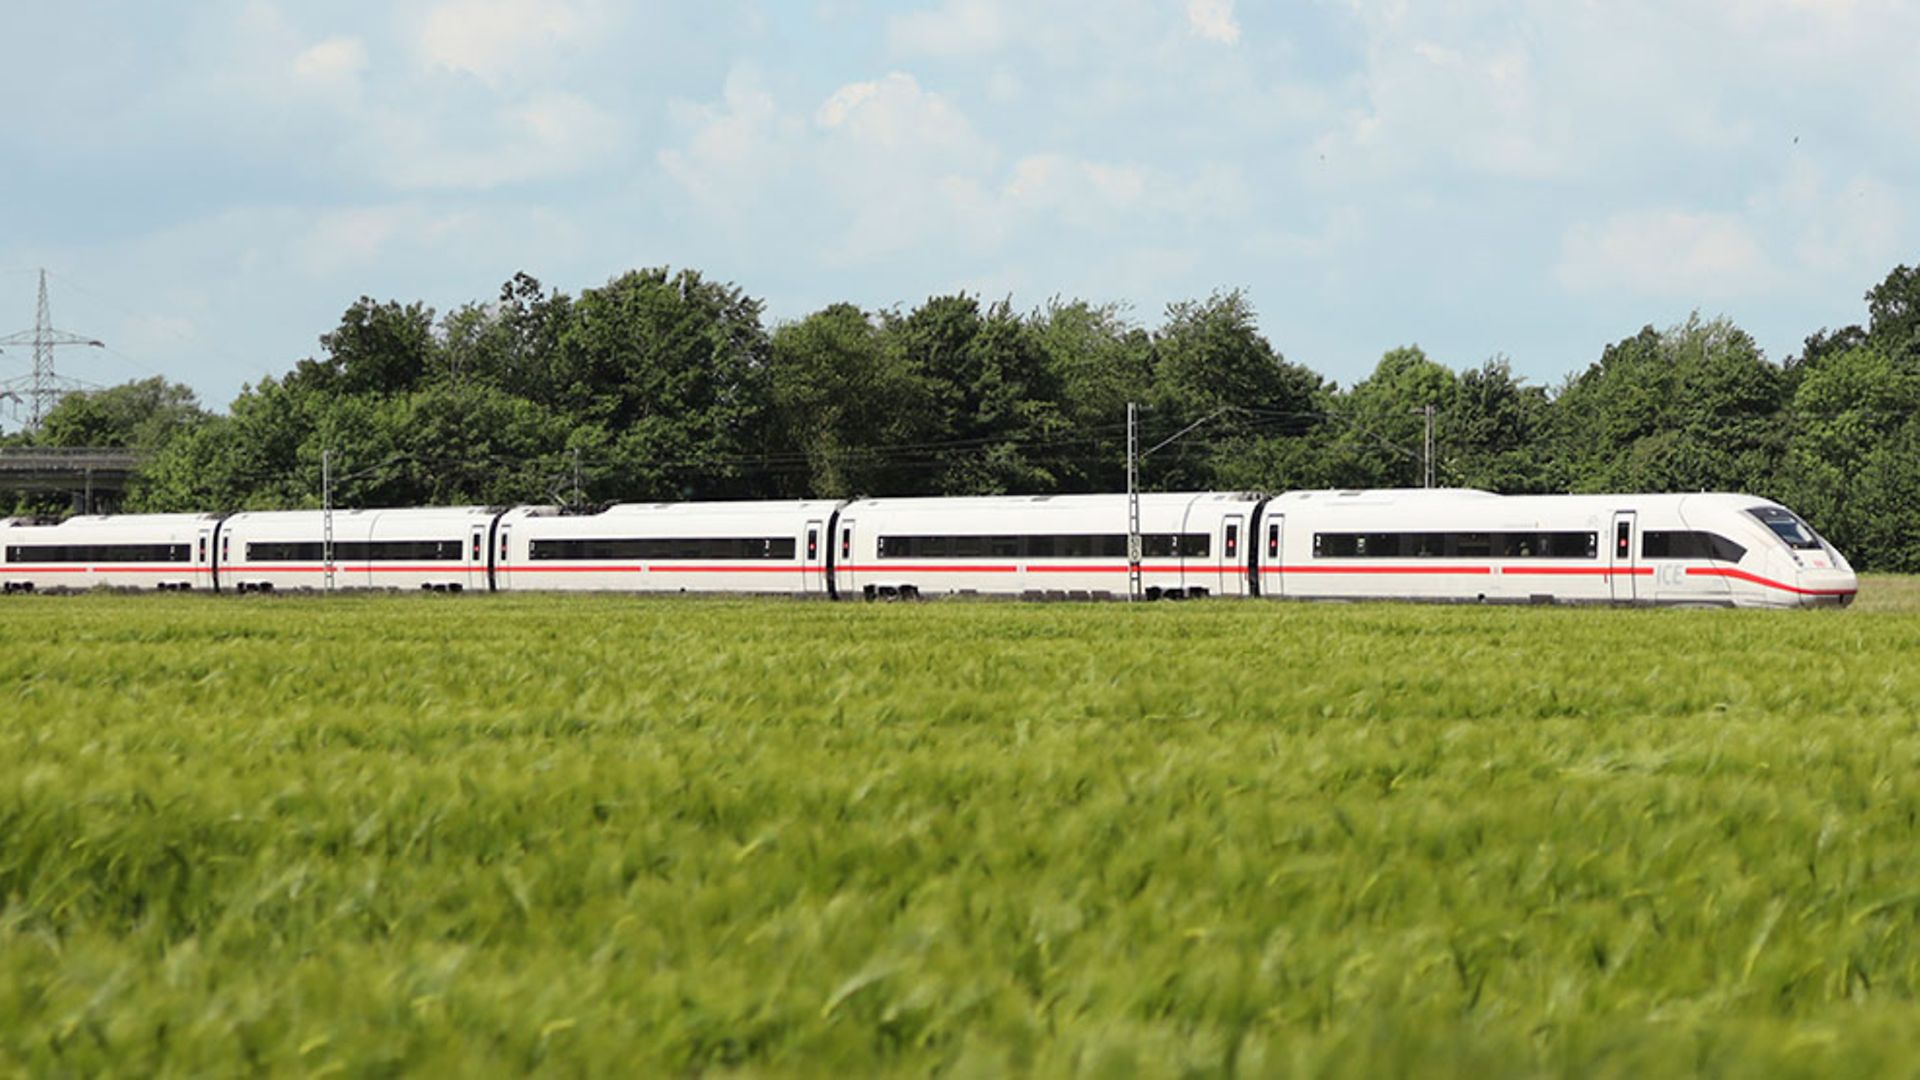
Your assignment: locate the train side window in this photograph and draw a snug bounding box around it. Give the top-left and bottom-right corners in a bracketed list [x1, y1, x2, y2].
[1267, 523, 1279, 558]
[807, 529, 818, 559]
[1450, 533, 1491, 557]
[841, 527, 851, 559]
[1644, 531, 1746, 563]
[199, 537, 208, 563]
[1225, 524, 1239, 559]
[1616, 522, 1632, 558]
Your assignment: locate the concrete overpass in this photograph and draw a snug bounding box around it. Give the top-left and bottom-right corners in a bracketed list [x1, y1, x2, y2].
[0, 448, 150, 513]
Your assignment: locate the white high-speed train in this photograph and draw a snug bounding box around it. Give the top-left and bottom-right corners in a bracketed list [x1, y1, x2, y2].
[0, 489, 1857, 607]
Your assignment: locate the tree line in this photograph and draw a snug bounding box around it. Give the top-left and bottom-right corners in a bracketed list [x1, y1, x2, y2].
[12, 262, 1920, 570]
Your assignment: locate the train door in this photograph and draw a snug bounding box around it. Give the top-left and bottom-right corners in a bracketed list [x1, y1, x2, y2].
[1609, 510, 1638, 603]
[803, 519, 824, 595]
[197, 526, 215, 591]
[1263, 514, 1284, 598]
[470, 526, 487, 591]
[837, 518, 855, 596]
[496, 524, 513, 590]
[1220, 514, 1245, 596]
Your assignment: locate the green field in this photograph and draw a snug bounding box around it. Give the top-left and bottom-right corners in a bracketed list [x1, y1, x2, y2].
[3, 580, 1919, 1076]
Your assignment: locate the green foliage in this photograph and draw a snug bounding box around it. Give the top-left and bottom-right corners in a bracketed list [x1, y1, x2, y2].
[1867, 263, 1920, 362]
[1548, 316, 1786, 494]
[552, 268, 771, 500]
[1774, 344, 1920, 572]
[2, 590, 1920, 1074]
[296, 297, 438, 396]
[1445, 358, 1553, 492]
[36, 377, 208, 451]
[769, 303, 942, 497]
[1030, 300, 1153, 491]
[1318, 345, 1458, 487]
[69, 257, 1920, 569]
[1150, 290, 1325, 491]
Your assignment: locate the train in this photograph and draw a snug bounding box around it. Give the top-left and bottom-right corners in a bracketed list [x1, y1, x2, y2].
[0, 488, 1858, 608]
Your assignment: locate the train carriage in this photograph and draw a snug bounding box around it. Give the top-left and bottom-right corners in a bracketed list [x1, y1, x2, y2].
[218, 507, 502, 592]
[836, 492, 1263, 600]
[1, 513, 221, 592]
[1261, 490, 1855, 608]
[497, 501, 843, 595]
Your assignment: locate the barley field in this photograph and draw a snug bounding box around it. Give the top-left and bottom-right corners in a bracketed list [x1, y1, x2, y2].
[2, 580, 1918, 1076]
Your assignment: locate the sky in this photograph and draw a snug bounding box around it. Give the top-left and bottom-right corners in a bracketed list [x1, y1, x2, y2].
[1, 0, 1916, 420]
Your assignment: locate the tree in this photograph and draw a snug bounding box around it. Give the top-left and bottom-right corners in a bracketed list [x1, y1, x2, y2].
[436, 273, 575, 399]
[1547, 315, 1785, 494]
[1773, 342, 1920, 571]
[1866, 263, 1920, 363]
[768, 303, 942, 497]
[1317, 345, 1457, 488]
[289, 298, 438, 396]
[1443, 359, 1552, 492]
[1031, 300, 1154, 491]
[879, 295, 1067, 496]
[132, 375, 322, 511]
[37, 378, 208, 451]
[552, 268, 772, 500]
[1149, 289, 1323, 490]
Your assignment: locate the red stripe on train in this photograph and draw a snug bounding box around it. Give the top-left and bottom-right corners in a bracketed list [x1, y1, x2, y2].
[1502, 566, 1652, 577]
[1684, 566, 1857, 597]
[1271, 565, 1493, 575]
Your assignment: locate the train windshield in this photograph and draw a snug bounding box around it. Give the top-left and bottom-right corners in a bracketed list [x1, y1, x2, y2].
[1746, 506, 1824, 551]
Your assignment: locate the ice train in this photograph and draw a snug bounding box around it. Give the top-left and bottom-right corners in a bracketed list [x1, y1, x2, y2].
[0, 489, 1857, 608]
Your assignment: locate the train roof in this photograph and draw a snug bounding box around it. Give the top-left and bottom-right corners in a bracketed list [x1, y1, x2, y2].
[512, 500, 848, 518]
[1, 512, 225, 529]
[846, 492, 1261, 510]
[1267, 489, 1780, 509]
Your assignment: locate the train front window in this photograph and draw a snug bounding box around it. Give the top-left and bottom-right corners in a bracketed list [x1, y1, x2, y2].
[1746, 507, 1822, 550]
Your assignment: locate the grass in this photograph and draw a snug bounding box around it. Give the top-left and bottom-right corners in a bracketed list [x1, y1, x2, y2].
[1, 577, 1918, 1076]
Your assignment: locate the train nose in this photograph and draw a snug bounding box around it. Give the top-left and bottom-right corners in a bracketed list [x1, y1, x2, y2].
[1796, 566, 1858, 607]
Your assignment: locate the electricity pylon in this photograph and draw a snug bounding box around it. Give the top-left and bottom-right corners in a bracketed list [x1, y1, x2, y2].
[0, 270, 104, 430]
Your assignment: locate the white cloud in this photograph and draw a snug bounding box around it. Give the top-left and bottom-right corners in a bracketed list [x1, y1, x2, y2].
[291, 37, 368, 83]
[415, 0, 591, 83]
[810, 74, 1001, 260]
[1556, 211, 1776, 300]
[1185, 0, 1241, 44]
[1005, 155, 1147, 213]
[887, 0, 1009, 56]
[293, 207, 411, 276]
[658, 68, 1256, 267]
[369, 91, 624, 190]
[658, 69, 801, 217]
[814, 72, 992, 166]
